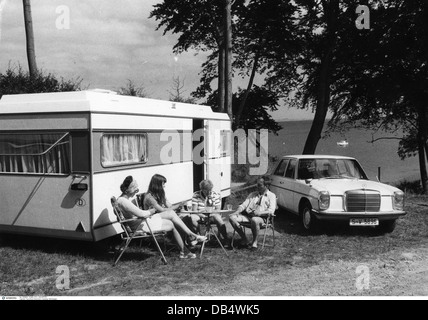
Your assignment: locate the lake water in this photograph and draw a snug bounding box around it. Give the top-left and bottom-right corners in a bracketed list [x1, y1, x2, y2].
[268, 121, 420, 184]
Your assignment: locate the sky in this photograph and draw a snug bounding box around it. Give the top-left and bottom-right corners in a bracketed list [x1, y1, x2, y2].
[0, 0, 314, 121]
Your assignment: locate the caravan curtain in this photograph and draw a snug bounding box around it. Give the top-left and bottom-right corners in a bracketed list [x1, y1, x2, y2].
[0, 133, 70, 174]
[101, 134, 147, 167]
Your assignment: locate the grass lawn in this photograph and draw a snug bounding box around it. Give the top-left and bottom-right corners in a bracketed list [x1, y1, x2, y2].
[1, 191, 428, 297]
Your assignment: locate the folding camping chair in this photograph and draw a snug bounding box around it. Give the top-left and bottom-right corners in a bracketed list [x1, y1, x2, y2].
[231, 211, 276, 250]
[111, 196, 168, 266]
[198, 211, 229, 258]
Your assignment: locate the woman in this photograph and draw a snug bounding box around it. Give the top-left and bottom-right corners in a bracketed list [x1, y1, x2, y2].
[143, 174, 184, 213]
[143, 174, 204, 246]
[117, 176, 204, 259]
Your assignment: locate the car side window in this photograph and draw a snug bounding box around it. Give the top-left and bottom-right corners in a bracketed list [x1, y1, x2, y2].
[274, 159, 289, 177]
[285, 159, 297, 179]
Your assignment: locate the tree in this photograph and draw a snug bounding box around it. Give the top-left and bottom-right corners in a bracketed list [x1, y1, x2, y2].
[204, 85, 282, 134]
[118, 80, 148, 98]
[327, 0, 428, 193]
[150, 0, 244, 114]
[231, 0, 299, 128]
[22, 0, 38, 78]
[168, 76, 196, 103]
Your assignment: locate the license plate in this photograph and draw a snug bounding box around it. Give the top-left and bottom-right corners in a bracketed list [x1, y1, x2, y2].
[350, 218, 379, 226]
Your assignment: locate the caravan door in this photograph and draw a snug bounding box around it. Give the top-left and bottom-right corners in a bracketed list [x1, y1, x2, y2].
[205, 120, 231, 198]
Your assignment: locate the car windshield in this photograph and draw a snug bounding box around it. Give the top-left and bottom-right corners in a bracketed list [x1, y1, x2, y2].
[297, 159, 368, 180]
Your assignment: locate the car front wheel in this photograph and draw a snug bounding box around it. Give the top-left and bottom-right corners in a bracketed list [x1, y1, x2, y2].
[301, 203, 317, 232]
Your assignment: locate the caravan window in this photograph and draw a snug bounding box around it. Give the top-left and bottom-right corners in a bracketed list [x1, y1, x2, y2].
[0, 133, 70, 175]
[101, 133, 148, 167]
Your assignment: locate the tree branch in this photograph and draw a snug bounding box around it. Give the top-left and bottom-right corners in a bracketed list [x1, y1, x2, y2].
[368, 136, 403, 144]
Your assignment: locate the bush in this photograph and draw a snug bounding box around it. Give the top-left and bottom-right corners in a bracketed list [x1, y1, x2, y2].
[395, 180, 424, 195]
[0, 65, 83, 98]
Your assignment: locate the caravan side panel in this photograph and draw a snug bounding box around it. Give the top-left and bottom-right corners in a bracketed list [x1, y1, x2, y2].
[0, 113, 92, 240]
[0, 175, 92, 240]
[91, 113, 195, 241]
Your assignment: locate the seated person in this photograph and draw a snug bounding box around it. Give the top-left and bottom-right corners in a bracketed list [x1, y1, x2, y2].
[143, 174, 207, 249]
[118, 176, 204, 259]
[229, 176, 277, 250]
[191, 180, 231, 247]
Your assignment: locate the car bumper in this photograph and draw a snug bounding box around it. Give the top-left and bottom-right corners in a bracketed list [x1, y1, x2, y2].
[312, 210, 406, 221]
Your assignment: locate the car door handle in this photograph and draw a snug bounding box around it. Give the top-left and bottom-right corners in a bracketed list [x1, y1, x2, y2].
[280, 181, 285, 184]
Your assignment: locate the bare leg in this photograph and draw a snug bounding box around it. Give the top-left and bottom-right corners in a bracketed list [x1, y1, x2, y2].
[161, 219, 185, 253]
[250, 217, 264, 248]
[158, 210, 204, 240]
[183, 214, 201, 234]
[211, 213, 229, 242]
[229, 214, 248, 244]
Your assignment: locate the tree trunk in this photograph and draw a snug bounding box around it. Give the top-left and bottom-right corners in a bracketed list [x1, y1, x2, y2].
[224, 0, 233, 119]
[218, 45, 225, 113]
[418, 134, 428, 194]
[235, 55, 259, 129]
[417, 101, 428, 194]
[302, 49, 333, 155]
[23, 0, 38, 78]
[302, 0, 338, 155]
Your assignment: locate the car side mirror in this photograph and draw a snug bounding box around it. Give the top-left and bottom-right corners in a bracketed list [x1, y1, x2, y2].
[305, 179, 313, 185]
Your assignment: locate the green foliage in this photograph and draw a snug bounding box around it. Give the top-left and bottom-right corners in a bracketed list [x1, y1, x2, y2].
[0, 65, 82, 98]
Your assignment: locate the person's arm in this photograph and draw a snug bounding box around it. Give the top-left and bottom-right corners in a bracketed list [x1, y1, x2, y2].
[149, 195, 169, 212]
[232, 195, 251, 215]
[213, 193, 222, 211]
[119, 199, 153, 219]
[191, 193, 202, 212]
[254, 193, 277, 216]
[166, 199, 182, 211]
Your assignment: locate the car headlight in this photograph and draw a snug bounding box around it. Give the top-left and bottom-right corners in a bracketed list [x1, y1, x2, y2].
[319, 191, 330, 210]
[393, 191, 405, 211]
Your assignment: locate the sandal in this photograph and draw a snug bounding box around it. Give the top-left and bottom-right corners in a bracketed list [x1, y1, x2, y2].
[190, 235, 207, 246]
[179, 252, 197, 259]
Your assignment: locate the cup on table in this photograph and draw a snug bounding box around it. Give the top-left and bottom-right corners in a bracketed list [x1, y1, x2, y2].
[184, 201, 192, 211]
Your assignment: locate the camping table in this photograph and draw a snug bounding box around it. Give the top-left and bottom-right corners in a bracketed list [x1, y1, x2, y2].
[181, 209, 234, 258]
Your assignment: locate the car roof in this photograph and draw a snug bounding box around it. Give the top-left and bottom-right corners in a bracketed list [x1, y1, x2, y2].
[281, 155, 356, 160]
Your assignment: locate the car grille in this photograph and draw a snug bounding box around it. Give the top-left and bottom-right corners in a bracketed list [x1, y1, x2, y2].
[345, 190, 381, 212]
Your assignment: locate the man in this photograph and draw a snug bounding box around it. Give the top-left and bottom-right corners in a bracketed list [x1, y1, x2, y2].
[229, 176, 277, 250]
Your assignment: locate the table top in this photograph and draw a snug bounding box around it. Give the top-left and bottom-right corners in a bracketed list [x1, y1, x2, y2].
[180, 209, 235, 215]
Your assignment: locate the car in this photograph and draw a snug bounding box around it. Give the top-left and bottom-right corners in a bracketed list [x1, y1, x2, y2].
[269, 155, 406, 233]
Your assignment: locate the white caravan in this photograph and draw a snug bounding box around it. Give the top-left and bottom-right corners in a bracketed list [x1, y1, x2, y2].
[0, 90, 231, 241]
